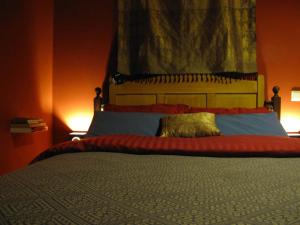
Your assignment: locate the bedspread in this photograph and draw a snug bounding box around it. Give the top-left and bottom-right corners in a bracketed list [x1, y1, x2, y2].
[1, 152, 300, 224]
[1, 135, 300, 224]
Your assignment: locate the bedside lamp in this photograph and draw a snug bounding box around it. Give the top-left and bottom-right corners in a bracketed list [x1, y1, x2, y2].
[66, 115, 91, 141]
[291, 87, 300, 102]
[285, 87, 300, 136]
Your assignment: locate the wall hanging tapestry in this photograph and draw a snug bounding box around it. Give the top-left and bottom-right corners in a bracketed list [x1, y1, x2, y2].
[117, 0, 256, 79]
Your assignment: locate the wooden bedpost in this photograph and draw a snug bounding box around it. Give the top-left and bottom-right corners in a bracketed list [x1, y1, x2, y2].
[265, 86, 281, 119]
[94, 87, 102, 112]
[271, 86, 281, 119]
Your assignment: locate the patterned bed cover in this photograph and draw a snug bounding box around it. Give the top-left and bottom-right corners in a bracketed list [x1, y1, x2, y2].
[1, 151, 300, 224]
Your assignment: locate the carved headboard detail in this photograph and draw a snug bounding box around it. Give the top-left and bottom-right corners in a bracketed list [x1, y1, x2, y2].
[109, 74, 265, 108]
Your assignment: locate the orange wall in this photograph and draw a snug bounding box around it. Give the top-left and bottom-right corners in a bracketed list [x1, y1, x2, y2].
[1, 1, 299, 175]
[53, 0, 115, 143]
[257, 0, 300, 131]
[0, 0, 53, 175]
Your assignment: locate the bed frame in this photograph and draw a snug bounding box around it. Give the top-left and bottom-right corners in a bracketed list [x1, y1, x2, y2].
[94, 74, 281, 118]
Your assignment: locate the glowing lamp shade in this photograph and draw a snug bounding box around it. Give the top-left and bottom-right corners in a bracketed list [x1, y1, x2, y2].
[66, 113, 93, 132]
[281, 116, 300, 132]
[291, 87, 300, 102]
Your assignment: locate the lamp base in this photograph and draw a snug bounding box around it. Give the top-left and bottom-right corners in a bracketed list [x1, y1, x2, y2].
[287, 132, 300, 138]
[69, 131, 87, 141]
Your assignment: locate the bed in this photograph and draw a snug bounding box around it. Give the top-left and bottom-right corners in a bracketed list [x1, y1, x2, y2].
[1, 74, 300, 225]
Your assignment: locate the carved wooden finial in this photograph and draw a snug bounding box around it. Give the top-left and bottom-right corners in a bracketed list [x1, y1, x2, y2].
[95, 87, 102, 97]
[94, 87, 102, 112]
[271, 86, 281, 119]
[272, 86, 280, 96]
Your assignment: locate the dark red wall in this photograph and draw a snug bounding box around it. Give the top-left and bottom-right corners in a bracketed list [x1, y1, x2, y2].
[0, 0, 53, 175]
[257, 0, 300, 131]
[53, 0, 115, 143]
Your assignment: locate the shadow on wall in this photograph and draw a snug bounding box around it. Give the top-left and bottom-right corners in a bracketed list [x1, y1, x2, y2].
[53, 115, 71, 144]
[12, 134, 34, 147]
[102, 33, 118, 104]
[256, 34, 268, 99]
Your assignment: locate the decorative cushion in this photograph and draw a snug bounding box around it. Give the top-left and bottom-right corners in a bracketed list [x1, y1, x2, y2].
[104, 104, 190, 114]
[87, 111, 165, 137]
[160, 112, 221, 138]
[216, 112, 288, 136]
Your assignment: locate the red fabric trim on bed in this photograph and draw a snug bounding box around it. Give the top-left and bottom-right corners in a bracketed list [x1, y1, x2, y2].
[188, 107, 270, 114]
[33, 135, 300, 162]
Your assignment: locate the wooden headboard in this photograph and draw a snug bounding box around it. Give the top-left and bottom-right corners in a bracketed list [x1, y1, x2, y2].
[109, 74, 265, 108]
[94, 74, 281, 118]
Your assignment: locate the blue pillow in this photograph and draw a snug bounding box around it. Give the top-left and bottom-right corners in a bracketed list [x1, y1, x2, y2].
[87, 111, 165, 137]
[216, 112, 288, 136]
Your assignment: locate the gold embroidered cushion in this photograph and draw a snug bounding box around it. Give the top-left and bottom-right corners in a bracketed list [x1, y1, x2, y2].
[160, 112, 221, 137]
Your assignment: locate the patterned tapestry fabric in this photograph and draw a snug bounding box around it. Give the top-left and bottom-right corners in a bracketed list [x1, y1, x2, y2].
[1, 152, 300, 224]
[160, 112, 221, 137]
[118, 0, 256, 75]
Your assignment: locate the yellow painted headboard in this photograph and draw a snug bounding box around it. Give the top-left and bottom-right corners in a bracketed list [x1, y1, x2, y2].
[108, 74, 265, 108]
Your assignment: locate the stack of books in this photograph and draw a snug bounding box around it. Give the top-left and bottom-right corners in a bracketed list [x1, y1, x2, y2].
[10, 118, 48, 133]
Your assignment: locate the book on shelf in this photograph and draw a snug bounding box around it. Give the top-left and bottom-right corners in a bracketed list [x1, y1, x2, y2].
[10, 126, 48, 133]
[11, 117, 44, 124]
[10, 122, 47, 128]
[10, 117, 48, 133]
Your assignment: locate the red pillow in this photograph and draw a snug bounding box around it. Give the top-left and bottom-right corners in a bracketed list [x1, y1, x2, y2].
[104, 104, 190, 114]
[189, 107, 270, 114]
[238, 107, 270, 114]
